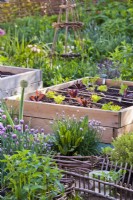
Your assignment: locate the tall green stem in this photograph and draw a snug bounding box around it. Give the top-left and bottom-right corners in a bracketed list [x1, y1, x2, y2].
[19, 87, 25, 121]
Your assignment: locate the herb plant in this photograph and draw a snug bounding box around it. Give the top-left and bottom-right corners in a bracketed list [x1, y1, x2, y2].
[1, 150, 64, 200]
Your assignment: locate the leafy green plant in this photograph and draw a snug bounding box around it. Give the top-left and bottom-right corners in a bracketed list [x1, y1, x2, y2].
[1, 150, 64, 200]
[119, 83, 128, 96]
[82, 77, 99, 87]
[91, 94, 102, 103]
[51, 116, 88, 156]
[46, 90, 57, 98]
[97, 85, 108, 92]
[51, 116, 101, 156]
[101, 146, 113, 156]
[102, 102, 121, 111]
[53, 95, 65, 104]
[111, 132, 133, 165]
[92, 169, 125, 182]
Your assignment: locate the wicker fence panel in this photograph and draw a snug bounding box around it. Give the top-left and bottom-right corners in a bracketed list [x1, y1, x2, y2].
[54, 156, 133, 199]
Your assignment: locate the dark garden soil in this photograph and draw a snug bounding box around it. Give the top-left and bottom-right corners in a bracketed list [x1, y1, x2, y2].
[29, 80, 133, 111]
[0, 71, 14, 78]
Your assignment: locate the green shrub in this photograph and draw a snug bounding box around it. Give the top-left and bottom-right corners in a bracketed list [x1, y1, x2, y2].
[111, 133, 133, 165]
[51, 115, 101, 156]
[1, 150, 64, 200]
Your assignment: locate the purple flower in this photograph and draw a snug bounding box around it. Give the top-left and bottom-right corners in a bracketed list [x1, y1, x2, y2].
[3, 134, 7, 138]
[25, 124, 29, 129]
[0, 130, 4, 135]
[2, 115, 6, 120]
[12, 134, 17, 139]
[34, 129, 39, 134]
[16, 126, 22, 132]
[14, 117, 18, 123]
[20, 119, 24, 124]
[7, 124, 12, 129]
[0, 109, 4, 113]
[30, 128, 35, 134]
[0, 29, 5, 36]
[14, 125, 21, 131]
[41, 128, 44, 133]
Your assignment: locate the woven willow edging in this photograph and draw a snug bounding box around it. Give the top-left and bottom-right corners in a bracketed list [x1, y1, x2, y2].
[54, 178, 75, 200]
[54, 156, 133, 200]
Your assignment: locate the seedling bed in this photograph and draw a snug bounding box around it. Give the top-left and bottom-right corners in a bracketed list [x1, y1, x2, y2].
[30, 82, 133, 110]
[6, 77, 133, 143]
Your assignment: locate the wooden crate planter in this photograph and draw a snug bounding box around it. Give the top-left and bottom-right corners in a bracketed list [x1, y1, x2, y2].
[0, 65, 42, 98]
[6, 77, 133, 143]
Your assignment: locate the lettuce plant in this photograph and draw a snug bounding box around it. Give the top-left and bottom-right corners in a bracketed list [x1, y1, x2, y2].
[97, 85, 108, 92]
[91, 94, 102, 103]
[102, 102, 121, 111]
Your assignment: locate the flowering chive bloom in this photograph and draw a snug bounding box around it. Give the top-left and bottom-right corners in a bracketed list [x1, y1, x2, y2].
[41, 128, 44, 133]
[2, 115, 6, 120]
[12, 134, 17, 139]
[0, 108, 4, 113]
[14, 117, 18, 123]
[0, 29, 5, 36]
[20, 119, 24, 124]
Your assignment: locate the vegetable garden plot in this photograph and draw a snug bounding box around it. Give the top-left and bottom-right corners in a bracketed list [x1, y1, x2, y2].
[6, 77, 133, 143]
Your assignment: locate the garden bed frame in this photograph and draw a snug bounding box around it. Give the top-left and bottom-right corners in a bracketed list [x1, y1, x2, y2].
[0, 65, 42, 98]
[6, 77, 133, 143]
[54, 156, 133, 200]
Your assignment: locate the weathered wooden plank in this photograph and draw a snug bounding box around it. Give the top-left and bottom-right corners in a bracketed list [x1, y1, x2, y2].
[0, 70, 42, 90]
[0, 66, 42, 98]
[114, 123, 133, 138]
[6, 98, 120, 128]
[119, 106, 133, 127]
[0, 65, 38, 73]
[2, 81, 43, 97]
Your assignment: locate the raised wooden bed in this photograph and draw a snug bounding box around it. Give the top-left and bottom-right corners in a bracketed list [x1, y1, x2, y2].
[0, 65, 42, 98]
[6, 77, 133, 143]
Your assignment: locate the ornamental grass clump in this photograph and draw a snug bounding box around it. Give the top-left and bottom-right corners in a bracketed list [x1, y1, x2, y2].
[1, 150, 64, 200]
[51, 115, 103, 156]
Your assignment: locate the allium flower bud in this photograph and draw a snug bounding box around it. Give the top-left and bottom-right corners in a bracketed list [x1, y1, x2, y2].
[20, 80, 28, 88]
[2, 115, 6, 120]
[0, 29, 5, 36]
[20, 119, 24, 124]
[12, 134, 17, 139]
